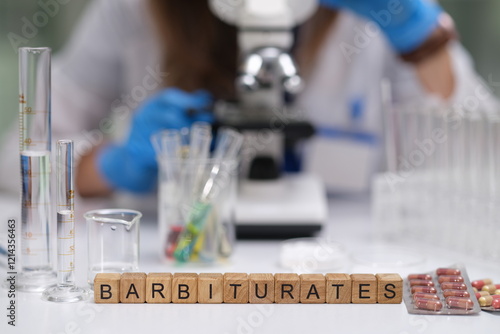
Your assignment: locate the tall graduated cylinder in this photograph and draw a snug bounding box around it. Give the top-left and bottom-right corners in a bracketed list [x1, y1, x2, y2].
[18, 47, 56, 290]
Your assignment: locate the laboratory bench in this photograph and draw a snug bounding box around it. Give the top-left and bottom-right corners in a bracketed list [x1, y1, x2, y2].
[1, 194, 499, 334]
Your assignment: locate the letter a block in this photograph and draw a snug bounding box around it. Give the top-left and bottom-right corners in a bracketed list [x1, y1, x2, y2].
[94, 273, 121, 304]
[172, 273, 198, 303]
[375, 273, 403, 304]
[198, 273, 223, 304]
[300, 274, 326, 304]
[120, 273, 146, 303]
[326, 273, 351, 304]
[224, 273, 249, 303]
[351, 274, 377, 304]
[146, 273, 172, 304]
[275, 273, 300, 304]
[249, 274, 274, 304]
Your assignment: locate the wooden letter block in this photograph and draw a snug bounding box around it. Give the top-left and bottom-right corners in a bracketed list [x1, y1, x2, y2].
[94, 273, 121, 304]
[326, 273, 352, 304]
[120, 273, 146, 303]
[376, 273, 403, 304]
[146, 273, 172, 304]
[172, 273, 198, 303]
[249, 274, 275, 304]
[300, 274, 326, 304]
[274, 273, 300, 304]
[198, 273, 223, 304]
[351, 274, 377, 304]
[224, 273, 249, 303]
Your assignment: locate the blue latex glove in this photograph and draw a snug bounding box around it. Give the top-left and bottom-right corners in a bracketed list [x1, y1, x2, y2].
[97, 88, 213, 193]
[320, 0, 443, 53]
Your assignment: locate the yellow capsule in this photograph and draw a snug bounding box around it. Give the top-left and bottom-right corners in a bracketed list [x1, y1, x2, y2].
[473, 287, 478, 293]
[482, 284, 500, 294]
[495, 289, 500, 296]
[479, 295, 493, 307]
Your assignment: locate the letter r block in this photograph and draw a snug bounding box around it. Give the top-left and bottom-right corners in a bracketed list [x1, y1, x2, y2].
[376, 273, 403, 304]
[274, 273, 300, 304]
[172, 273, 198, 303]
[351, 274, 377, 304]
[146, 273, 172, 303]
[94, 273, 121, 304]
[249, 274, 274, 304]
[224, 273, 249, 303]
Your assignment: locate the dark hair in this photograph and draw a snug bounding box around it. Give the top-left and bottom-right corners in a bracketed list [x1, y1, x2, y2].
[149, 1, 337, 100]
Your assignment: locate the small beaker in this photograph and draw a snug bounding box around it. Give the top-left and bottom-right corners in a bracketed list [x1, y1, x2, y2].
[85, 209, 141, 287]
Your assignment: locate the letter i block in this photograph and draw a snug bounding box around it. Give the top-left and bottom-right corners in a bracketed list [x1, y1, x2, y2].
[249, 274, 275, 304]
[351, 274, 377, 304]
[146, 273, 172, 303]
[172, 273, 198, 303]
[198, 273, 223, 304]
[224, 273, 249, 303]
[300, 274, 326, 303]
[94, 273, 121, 304]
[375, 273, 403, 304]
[120, 273, 147, 303]
[326, 273, 351, 304]
[274, 273, 300, 304]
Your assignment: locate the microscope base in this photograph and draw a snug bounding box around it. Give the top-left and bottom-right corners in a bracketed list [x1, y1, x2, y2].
[235, 174, 327, 239]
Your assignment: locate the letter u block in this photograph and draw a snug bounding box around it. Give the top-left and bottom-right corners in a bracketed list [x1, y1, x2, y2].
[249, 274, 274, 304]
[172, 273, 198, 303]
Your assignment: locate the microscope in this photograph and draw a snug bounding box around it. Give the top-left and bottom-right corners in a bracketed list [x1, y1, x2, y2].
[210, 0, 328, 238]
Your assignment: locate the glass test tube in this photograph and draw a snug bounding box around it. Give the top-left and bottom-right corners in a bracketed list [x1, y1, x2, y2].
[16, 47, 56, 291]
[42, 140, 88, 302]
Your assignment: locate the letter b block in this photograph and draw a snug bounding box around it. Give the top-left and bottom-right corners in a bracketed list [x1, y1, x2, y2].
[351, 274, 377, 304]
[376, 273, 403, 304]
[172, 273, 198, 303]
[275, 273, 300, 304]
[249, 274, 274, 304]
[224, 273, 249, 303]
[94, 273, 121, 304]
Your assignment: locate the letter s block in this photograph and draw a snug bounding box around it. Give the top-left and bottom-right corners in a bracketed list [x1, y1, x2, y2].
[94, 273, 121, 304]
[375, 273, 403, 304]
[172, 273, 198, 303]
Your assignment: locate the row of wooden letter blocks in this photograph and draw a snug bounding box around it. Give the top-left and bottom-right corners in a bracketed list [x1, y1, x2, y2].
[94, 273, 402, 304]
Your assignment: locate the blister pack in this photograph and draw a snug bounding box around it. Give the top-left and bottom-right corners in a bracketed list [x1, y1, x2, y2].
[403, 265, 481, 315]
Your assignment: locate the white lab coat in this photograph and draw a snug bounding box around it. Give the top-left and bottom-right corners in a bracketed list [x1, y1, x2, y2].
[0, 0, 496, 196]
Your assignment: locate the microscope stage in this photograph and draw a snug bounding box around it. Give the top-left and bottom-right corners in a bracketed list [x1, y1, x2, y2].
[235, 174, 327, 238]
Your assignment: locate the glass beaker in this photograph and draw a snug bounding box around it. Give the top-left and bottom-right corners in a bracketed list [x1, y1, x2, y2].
[157, 156, 238, 263]
[85, 209, 141, 287]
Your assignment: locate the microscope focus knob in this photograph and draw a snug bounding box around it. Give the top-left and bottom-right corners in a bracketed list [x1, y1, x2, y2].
[283, 74, 304, 95]
[237, 74, 260, 92]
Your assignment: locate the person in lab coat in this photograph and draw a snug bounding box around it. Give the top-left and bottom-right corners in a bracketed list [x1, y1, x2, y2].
[0, 0, 495, 198]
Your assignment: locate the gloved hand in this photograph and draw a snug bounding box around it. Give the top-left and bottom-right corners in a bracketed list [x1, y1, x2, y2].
[320, 0, 443, 53]
[97, 88, 213, 193]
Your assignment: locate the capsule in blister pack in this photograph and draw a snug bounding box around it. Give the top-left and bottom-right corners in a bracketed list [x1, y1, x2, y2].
[403, 265, 481, 315]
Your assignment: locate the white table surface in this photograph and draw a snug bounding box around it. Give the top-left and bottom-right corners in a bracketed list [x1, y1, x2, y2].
[1, 194, 499, 334]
